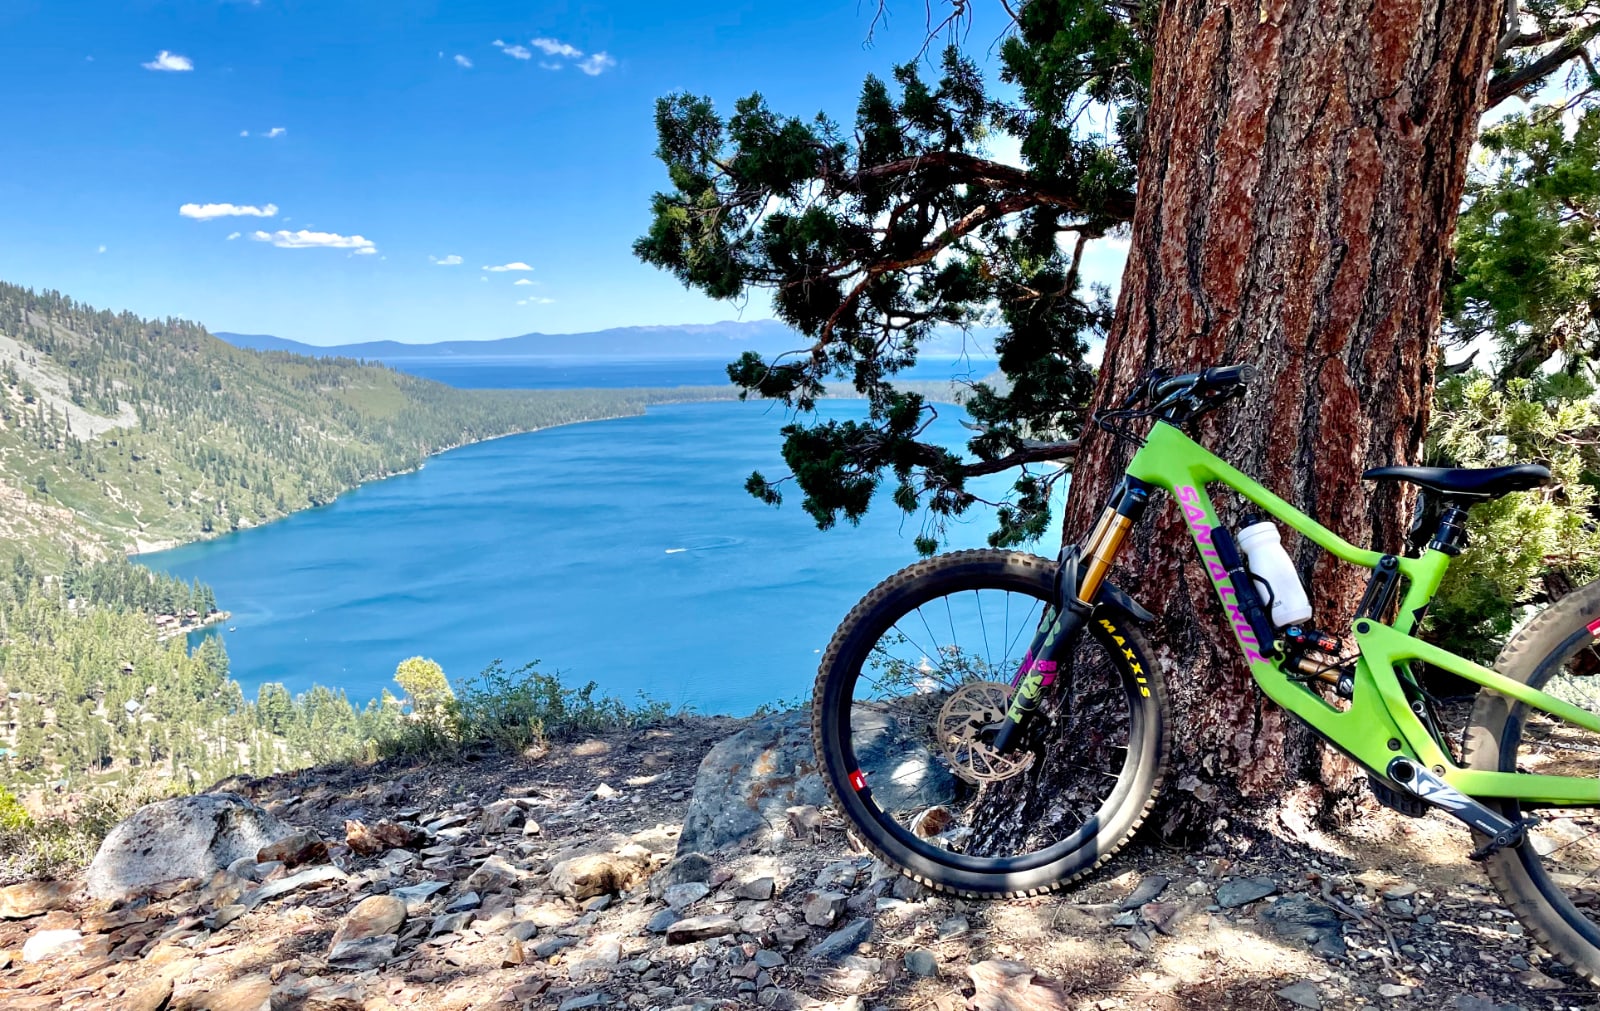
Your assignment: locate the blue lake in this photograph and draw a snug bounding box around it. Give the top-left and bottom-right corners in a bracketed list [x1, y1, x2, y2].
[140, 397, 1057, 715]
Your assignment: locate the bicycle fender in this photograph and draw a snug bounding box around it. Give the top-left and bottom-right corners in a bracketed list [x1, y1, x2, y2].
[1099, 582, 1156, 623]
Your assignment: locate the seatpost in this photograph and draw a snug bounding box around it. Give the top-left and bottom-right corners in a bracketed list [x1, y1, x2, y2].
[1429, 503, 1471, 556]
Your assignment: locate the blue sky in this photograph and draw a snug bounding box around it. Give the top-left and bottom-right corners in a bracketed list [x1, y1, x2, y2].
[0, 1, 1128, 345]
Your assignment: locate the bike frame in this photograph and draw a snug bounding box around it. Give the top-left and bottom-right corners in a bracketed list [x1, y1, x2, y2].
[1050, 419, 1600, 807]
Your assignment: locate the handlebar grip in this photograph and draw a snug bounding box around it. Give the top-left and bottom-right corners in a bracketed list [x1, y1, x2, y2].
[1200, 364, 1256, 388]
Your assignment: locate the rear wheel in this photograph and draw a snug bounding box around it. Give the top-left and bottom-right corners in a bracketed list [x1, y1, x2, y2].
[811, 550, 1169, 897]
[1464, 577, 1600, 984]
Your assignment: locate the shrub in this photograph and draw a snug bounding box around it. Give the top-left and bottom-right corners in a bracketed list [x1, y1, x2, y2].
[373, 659, 676, 758]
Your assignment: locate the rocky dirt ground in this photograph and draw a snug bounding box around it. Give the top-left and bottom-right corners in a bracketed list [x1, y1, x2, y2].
[0, 713, 1592, 1011]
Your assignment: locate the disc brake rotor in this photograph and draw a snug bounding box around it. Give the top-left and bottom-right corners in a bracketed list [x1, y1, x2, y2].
[936, 681, 1034, 783]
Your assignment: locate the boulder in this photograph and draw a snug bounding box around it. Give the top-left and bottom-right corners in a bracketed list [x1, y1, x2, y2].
[677, 712, 831, 854]
[86, 793, 295, 901]
[850, 708, 959, 811]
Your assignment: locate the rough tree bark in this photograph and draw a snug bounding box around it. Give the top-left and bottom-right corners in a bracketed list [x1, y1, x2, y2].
[1057, 0, 1504, 830]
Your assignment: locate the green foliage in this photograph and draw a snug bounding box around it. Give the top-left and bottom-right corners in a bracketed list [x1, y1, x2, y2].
[0, 781, 172, 880]
[1449, 102, 1600, 378]
[0, 785, 31, 832]
[376, 659, 674, 758]
[637, 8, 1150, 548]
[0, 557, 668, 872]
[1425, 375, 1600, 661]
[394, 657, 453, 714]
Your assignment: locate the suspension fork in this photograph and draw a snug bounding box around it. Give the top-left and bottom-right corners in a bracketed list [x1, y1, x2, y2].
[991, 477, 1155, 755]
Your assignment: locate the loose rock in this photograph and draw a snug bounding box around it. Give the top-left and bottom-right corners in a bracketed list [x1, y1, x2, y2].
[802, 890, 846, 927]
[1118, 874, 1169, 910]
[904, 947, 937, 977]
[22, 928, 82, 963]
[736, 876, 776, 901]
[1214, 876, 1277, 908]
[327, 934, 397, 969]
[256, 828, 328, 867]
[809, 918, 872, 962]
[665, 914, 739, 944]
[0, 880, 75, 920]
[466, 853, 521, 892]
[1276, 981, 1322, 1010]
[332, 894, 406, 946]
[550, 845, 653, 901]
[968, 960, 1070, 1011]
[1260, 894, 1346, 958]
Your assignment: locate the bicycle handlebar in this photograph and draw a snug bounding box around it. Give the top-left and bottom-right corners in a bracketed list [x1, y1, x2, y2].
[1152, 363, 1256, 401]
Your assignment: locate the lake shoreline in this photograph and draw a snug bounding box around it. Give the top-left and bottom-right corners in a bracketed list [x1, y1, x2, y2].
[138, 397, 1036, 714]
[128, 383, 975, 563]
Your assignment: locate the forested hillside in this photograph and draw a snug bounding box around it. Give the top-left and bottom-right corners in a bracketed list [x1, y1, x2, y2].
[0, 556, 385, 796]
[0, 281, 734, 567]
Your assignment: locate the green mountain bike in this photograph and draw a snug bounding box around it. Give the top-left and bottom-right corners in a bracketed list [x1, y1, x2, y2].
[811, 364, 1600, 981]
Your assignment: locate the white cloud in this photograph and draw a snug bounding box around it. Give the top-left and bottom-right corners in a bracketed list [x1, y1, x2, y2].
[251, 229, 377, 254]
[226, 232, 241, 240]
[265, 126, 286, 138]
[513, 278, 535, 286]
[240, 129, 250, 137]
[143, 51, 193, 72]
[577, 52, 615, 76]
[429, 254, 463, 266]
[493, 39, 532, 60]
[539, 62, 563, 71]
[532, 37, 582, 58]
[180, 202, 279, 220]
[453, 54, 473, 68]
[97, 245, 106, 254]
[516, 297, 556, 305]
[482, 261, 533, 272]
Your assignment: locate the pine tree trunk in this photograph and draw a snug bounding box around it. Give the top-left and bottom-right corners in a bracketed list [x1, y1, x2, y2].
[1060, 1, 1504, 830]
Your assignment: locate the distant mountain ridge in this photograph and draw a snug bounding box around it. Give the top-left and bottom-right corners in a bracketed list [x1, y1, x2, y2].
[215, 320, 995, 360]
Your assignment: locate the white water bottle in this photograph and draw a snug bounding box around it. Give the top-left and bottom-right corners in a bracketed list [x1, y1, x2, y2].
[1236, 518, 1313, 628]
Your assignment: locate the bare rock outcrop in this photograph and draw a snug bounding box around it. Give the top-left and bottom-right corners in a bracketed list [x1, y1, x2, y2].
[86, 793, 295, 901]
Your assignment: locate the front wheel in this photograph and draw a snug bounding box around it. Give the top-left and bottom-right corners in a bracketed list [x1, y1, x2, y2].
[811, 549, 1169, 897]
[1464, 577, 1600, 984]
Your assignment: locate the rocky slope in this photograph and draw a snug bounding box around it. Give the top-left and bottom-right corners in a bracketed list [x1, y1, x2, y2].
[0, 712, 1581, 1011]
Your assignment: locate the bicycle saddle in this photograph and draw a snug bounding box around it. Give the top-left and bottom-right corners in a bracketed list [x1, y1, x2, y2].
[1362, 463, 1551, 500]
